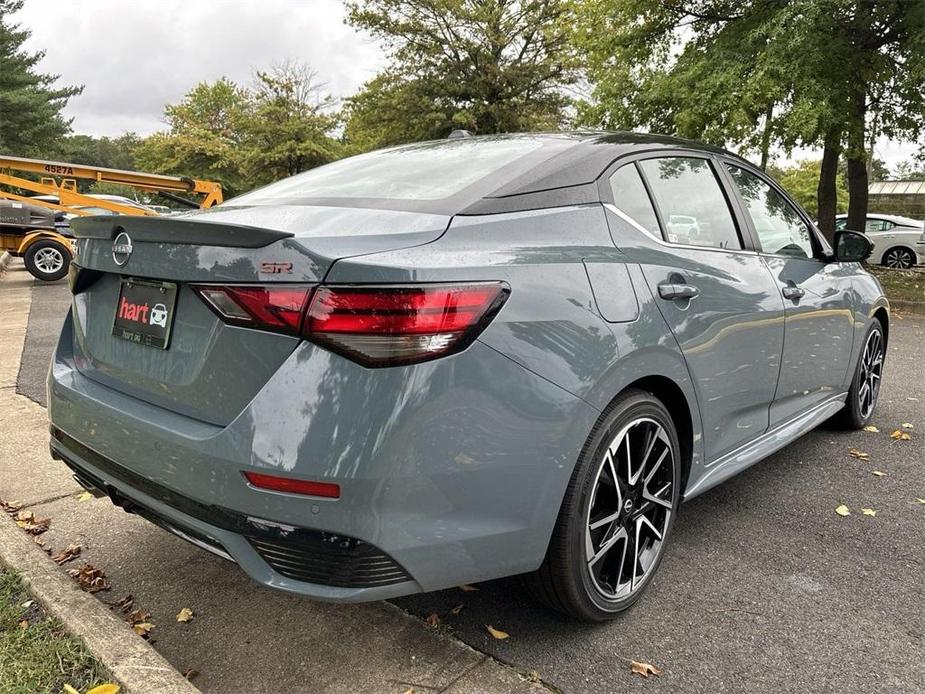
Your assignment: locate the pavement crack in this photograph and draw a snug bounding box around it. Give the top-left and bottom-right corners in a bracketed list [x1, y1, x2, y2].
[435, 656, 488, 693]
[19, 491, 81, 509]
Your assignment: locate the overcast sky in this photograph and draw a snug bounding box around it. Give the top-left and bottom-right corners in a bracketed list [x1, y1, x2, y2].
[12, 0, 919, 172]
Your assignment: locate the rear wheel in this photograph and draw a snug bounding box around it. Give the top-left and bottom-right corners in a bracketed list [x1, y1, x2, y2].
[837, 321, 885, 429]
[24, 239, 70, 281]
[882, 247, 915, 268]
[528, 389, 681, 621]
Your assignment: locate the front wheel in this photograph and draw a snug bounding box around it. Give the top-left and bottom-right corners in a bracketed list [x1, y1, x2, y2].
[837, 321, 885, 429]
[24, 239, 70, 281]
[528, 389, 681, 621]
[882, 247, 915, 269]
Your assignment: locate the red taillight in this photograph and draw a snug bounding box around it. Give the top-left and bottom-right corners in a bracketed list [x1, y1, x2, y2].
[192, 285, 313, 334]
[243, 471, 340, 498]
[192, 281, 508, 367]
[303, 283, 509, 366]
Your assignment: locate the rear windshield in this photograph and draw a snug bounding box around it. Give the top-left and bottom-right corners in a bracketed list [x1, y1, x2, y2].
[228, 137, 546, 204]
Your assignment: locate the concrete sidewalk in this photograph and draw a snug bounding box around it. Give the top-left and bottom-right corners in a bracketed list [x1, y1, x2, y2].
[0, 261, 548, 694]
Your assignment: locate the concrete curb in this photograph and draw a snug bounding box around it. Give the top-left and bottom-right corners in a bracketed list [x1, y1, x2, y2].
[0, 512, 200, 694]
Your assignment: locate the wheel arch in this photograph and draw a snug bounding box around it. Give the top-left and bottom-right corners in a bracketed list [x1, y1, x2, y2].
[18, 230, 73, 255]
[880, 244, 916, 266]
[872, 306, 889, 348]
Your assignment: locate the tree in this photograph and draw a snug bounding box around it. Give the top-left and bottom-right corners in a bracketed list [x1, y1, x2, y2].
[0, 0, 82, 156]
[769, 159, 849, 218]
[237, 61, 341, 185]
[344, 0, 578, 149]
[575, 0, 925, 241]
[894, 159, 925, 181]
[134, 78, 251, 196]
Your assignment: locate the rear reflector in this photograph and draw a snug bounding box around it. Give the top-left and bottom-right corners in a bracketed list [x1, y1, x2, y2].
[243, 471, 340, 498]
[303, 283, 509, 366]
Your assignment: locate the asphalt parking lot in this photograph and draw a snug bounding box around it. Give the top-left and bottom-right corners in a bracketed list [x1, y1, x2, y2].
[8, 270, 925, 693]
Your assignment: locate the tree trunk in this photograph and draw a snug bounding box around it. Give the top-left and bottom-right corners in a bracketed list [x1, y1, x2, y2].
[816, 126, 841, 243]
[845, 91, 869, 233]
[759, 102, 774, 171]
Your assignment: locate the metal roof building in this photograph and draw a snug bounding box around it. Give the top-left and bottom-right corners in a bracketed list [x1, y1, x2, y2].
[869, 180, 925, 218]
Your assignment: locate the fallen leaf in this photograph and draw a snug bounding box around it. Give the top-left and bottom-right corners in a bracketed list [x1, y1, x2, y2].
[14, 510, 33, 523]
[132, 621, 154, 637]
[863, 425, 879, 433]
[63, 685, 80, 694]
[20, 600, 34, 608]
[908, 397, 919, 401]
[902, 422, 914, 429]
[51, 544, 82, 565]
[890, 430, 912, 441]
[450, 604, 464, 615]
[459, 584, 479, 592]
[114, 594, 134, 613]
[401, 689, 414, 694]
[182, 668, 199, 681]
[77, 491, 94, 502]
[917, 498, 925, 504]
[847, 448, 870, 461]
[87, 686, 121, 694]
[861, 508, 877, 516]
[0, 498, 22, 514]
[67, 564, 110, 593]
[871, 470, 887, 477]
[835, 504, 851, 517]
[18, 619, 28, 629]
[630, 660, 662, 678]
[486, 625, 510, 640]
[126, 609, 151, 625]
[176, 607, 194, 623]
[425, 613, 440, 627]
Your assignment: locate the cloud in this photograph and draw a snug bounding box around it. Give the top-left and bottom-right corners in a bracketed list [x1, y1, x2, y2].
[15, 0, 386, 137]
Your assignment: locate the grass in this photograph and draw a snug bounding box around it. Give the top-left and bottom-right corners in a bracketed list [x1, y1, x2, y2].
[867, 265, 925, 304]
[0, 569, 109, 694]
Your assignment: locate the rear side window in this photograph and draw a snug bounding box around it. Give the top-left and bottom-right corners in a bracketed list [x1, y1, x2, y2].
[608, 165, 660, 236]
[726, 165, 814, 259]
[639, 157, 742, 250]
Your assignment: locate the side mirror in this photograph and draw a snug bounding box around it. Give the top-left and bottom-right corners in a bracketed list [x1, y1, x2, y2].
[833, 230, 873, 263]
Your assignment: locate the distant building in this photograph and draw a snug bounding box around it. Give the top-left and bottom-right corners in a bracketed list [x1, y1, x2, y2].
[869, 180, 925, 218]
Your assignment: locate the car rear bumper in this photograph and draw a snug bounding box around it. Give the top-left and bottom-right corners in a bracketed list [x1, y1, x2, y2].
[48, 310, 598, 600]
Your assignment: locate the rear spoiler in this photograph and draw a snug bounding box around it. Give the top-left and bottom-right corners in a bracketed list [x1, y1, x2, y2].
[71, 214, 293, 248]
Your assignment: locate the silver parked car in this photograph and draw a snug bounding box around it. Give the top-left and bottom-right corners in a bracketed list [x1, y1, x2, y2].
[835, 213, 925, 268]
[49, 133, 887, 621]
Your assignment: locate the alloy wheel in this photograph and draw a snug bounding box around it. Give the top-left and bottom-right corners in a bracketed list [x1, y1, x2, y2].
[34, 247, 64, 275]
[585, 417, 675, 600]
[857, 329, 884, 420]
[884, 249, 913, 269]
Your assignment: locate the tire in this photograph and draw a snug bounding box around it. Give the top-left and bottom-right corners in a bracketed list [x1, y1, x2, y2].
[836, 320, 885, 429]
[24, 239, 70, 282]
[881, 247, 915, 269]
[527, 389, 681, 621]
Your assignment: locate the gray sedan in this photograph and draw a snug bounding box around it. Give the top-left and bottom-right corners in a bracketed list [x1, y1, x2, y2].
[49, 133, 887, 621]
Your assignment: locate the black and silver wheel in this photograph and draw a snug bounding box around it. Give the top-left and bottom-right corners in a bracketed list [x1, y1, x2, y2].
[882, 247, 915, 269]
[528, 389, 681, 621]
[24, 239, 70, 281]
[837, 321, 885, 429]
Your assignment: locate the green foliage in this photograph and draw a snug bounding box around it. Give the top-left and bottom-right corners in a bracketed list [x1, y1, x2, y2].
[135, 65, 342, 196]
[343, 0, 578, 149]
[0, 0, 82, 156]
[0, 570, 109, 692]
[768, 160, 849, 218]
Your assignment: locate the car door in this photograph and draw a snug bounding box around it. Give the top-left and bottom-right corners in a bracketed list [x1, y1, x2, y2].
[604, 155, 785, 462]
[723, 162, 855, 425]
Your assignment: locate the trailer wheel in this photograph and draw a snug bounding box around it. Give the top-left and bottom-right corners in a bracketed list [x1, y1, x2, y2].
[24, 239, 70, 281]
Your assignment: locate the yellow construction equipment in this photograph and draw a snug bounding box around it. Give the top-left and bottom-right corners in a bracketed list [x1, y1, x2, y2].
[0, 155, 224, 281]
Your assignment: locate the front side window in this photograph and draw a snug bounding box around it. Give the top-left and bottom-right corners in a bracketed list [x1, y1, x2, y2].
[639, 157, 742, 250]
[608, 164, 660, 237]
[865, 219, 891, 232]
[835, 219, 848, 231]
[726, 165, 814, 259]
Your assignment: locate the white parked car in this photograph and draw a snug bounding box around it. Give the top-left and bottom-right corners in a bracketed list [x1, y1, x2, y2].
[835, 213, 925, 268]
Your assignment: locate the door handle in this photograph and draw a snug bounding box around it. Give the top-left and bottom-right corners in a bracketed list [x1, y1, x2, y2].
[782, 285, 805, 300]
[658, 283, 700, 301]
